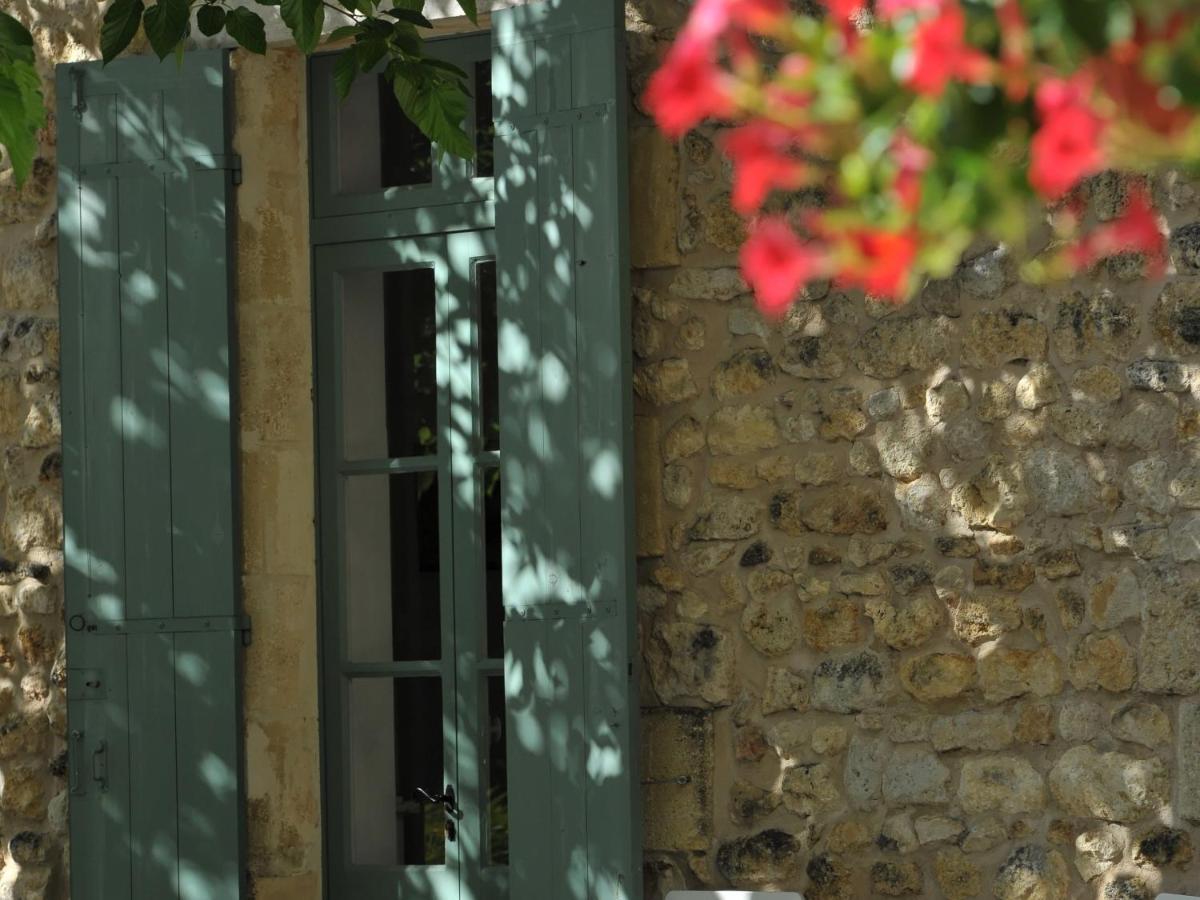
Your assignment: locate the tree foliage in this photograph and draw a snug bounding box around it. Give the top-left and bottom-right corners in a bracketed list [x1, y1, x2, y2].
[644, 0, 1200, 314]
[0, 0, 478, 184]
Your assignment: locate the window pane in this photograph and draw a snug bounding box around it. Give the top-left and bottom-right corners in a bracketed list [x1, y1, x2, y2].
[345, 473, 441, 662]
[341, 267, 438, 459]
[348, 677, 446, 866]
[335, 71, 432, 193]
[474, 61, 495, 178]
[483, 468, 502, 658]
[485, 675, 508, 865]
[477, 259, 499, 452]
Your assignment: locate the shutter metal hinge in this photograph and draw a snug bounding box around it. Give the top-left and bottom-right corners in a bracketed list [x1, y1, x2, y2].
[191, 154, 243, 186]
[69, 613, 252, 644]
[498, 100, 612, 135]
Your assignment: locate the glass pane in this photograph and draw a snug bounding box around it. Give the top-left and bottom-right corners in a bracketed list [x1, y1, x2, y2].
[474, 60, 495, 178]
[345, 473, 442, 662]
[341, 267, 438, 459]
[485, 675, 508, 865]
[483, 468, 503, 658]
[335, 71, 432, 193]
[477, 259, 499, 451]
[348, 677, 446, 866]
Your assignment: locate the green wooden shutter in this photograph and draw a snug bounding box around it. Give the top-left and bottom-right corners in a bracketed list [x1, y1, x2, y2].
[56, 50, 246, 900]
[493, 3, 639, 898]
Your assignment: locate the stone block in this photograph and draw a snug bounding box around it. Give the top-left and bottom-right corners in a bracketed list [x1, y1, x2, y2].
[641, 707, 712, 852]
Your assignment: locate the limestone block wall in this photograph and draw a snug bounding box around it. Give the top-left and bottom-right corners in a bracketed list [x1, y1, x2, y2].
[628, 6, 1200, 896]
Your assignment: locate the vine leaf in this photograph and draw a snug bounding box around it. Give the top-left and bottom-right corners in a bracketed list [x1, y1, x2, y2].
[196, 5, 226, 38]
[281, 0, 325, 54]
[143, 0, 191, 60]
[100, 0, 145, 64]
[225, 6, 267, 54]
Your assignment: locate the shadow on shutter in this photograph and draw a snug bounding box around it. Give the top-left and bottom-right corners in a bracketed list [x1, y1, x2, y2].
[493, 2, 639, 898]
[57, 50, 246, 900]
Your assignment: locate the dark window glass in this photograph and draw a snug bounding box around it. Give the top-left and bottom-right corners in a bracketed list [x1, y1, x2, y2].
[477, 259, 499, 451]
[378, 74, 433, 187]
[345, 473, 441, 662]
[348, 677, 446, 865]
[483, 467, 502, 658]
[341, 267, 438, 459]
[474, 61, 495, 178]
[485, 675, 508, 864]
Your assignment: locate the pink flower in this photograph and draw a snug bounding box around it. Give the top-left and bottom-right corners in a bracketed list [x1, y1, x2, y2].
[905, 5, 993, 96]
[876, 0, 946, 20]
[1029, 98, 1106, 199]
[891, 133, 933, 213]
[722, 122, 812, 214]
[687, 0, 788, 42]
[740, 217, 827, 316]
[643, 36, 737, 139]
[1069, 187, 1165, 275]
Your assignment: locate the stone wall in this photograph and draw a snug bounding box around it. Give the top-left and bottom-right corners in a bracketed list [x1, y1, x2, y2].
[628, 8, 1200, 900]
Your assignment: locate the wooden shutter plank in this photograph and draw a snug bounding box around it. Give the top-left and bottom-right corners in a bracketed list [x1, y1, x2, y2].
[118, 172, 174, 621]
[127, 632, 180, 898]
[166, 169, 237, 621]
[174, 631, 243, 899]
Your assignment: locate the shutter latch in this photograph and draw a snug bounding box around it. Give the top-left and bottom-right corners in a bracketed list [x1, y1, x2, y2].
[70, 68, 87, 120]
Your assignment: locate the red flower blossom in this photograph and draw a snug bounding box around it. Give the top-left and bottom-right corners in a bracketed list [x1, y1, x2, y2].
[740, 217, 827, 316]
[1069, 187, 1166, 275]
[1029, 88, 1106, 199]
[905, 5, 993, 96]
[891, 133, 933, 213]
[823, 0, 867, 47]
[839, 229, 920, 299]
[643, 37, 737, 139]
[722, 122, 812, 214]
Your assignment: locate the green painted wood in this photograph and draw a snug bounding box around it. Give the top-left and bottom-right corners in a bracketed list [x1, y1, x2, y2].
[57, 50, 245, 900]
[493, 2, 639, 898]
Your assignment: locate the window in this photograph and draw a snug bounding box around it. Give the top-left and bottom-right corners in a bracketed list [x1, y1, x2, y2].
[311, 32, 506, 900]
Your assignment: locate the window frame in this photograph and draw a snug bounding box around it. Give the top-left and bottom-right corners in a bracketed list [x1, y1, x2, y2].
[308, 31, 505, 900]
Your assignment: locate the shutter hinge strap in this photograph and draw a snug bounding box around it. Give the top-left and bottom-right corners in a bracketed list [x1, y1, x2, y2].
[498, 100, 612, 135]
[191, 154, 243, 186]
[69, 613, 252, 643]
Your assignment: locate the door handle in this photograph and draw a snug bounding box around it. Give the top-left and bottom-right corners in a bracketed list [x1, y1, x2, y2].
[92, 740, 108, 792]
[69, 730, 86, 796]
[415, 784, 461, 842]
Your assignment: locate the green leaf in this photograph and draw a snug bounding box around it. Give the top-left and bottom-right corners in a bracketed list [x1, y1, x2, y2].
[143, 0, 190, 60]
[100, 0, 145, 64]
[327, 24, 360, 43]
[225, 6, 267, 53]
[333, 46, 359, 98]
[390, 67, 474, 159]
[422, 57, 468, 80]
[0, 53, 45, 184]
[458, 0, 477, 24]
[1061, 0, 1110, 52]
[257, 0, 282, 5]
[196, 5, 226, 37]
[280, 0, 325, 53]
[386, 7, 433, 28]
[225, 6, 268, 53]
[1169, 22, 1200, 104]
[390, 21, 422, 56]
[0, 11, 34, 63]
[356, 33, 389, 71]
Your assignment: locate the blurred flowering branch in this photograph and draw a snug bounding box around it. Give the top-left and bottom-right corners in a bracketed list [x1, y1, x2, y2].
[643, 0, 1200, 314]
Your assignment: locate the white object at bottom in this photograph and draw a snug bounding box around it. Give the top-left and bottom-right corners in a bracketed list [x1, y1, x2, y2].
[666, 893, 804, 900]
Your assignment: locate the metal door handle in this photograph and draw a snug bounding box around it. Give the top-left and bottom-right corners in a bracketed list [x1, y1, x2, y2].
[92, 740, 108, 792]
[414, 784, 462, 819]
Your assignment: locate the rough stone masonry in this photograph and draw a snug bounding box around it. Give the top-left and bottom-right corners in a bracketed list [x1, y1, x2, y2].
[629, 6, 1200, 899]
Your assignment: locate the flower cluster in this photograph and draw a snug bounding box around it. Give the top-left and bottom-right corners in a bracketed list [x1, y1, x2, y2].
[643, 0, 1200, 315]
